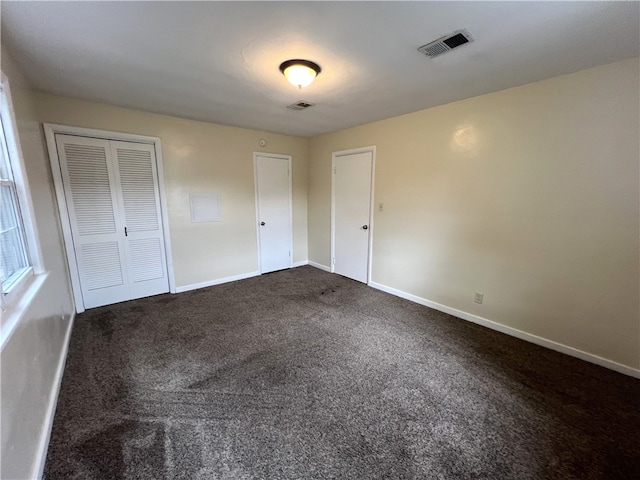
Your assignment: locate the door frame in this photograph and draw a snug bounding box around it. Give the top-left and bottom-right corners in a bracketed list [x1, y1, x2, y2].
[43, 123, 176, 313]
[331, 145, 376, 284]
[253, 152, 293, 274]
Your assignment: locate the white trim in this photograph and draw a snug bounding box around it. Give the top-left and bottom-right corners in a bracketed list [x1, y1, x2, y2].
[330, 145, 376, 283]
[293, 260, 308, 268]
[253, 152, 294, 274]
[0, 72, 45, 275]
[253, 155, 261, 272]
[369, 281, 640, 379]
[43, 126, 84, 313]
[33, 310, 75, 480]
[42, 123, 176, 311]
[0, 272, 48, 350]
[367, 148, 376, 285]
[288, 155, 293, 269]
[175, 271, 260, 293]
[2, 265, 33, 297]
[308, 261, 331, 272]
[153, 140, 176, 294]
[43, 123, 161, 144]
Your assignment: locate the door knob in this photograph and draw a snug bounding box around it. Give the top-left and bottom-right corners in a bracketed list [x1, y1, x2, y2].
[362, 225, 368, 230]
[260, 222, 266, 226]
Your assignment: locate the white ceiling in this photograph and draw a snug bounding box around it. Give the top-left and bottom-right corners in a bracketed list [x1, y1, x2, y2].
[2, 1, 639, 137]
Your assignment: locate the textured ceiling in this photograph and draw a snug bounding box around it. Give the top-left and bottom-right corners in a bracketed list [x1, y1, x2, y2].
[2, 1, 639, 137]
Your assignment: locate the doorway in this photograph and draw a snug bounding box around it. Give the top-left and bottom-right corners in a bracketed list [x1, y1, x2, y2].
[331, 146, 375, 283]
[254, 153, 293, 274]
[44, 124, 174, 312]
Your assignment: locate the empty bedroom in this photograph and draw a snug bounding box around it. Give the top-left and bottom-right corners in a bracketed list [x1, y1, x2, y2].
[0, 1, 639, 479]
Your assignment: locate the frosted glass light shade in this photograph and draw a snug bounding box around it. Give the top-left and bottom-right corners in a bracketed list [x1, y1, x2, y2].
[279, 60, 321, 89]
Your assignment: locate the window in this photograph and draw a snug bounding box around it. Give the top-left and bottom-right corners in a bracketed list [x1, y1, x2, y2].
[0, 113, 32, 298]
[0, 72, 46, 347]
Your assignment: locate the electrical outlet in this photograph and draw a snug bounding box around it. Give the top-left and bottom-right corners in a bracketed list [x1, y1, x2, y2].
[474, 292, 484, 304]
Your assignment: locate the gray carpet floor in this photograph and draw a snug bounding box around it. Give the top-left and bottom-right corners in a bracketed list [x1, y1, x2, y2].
[45, 266, 640, 479]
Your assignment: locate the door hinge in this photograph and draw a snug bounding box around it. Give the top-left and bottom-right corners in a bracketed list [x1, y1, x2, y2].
[332, 257, 336, 265]
[333, 166, 337, 174]
[289, 250, 291, 256]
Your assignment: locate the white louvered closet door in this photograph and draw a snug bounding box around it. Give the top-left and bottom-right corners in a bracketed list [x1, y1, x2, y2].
[111, 141, 169, 300]
[56, 135, 169, 309]
[56, 135, 131, 308]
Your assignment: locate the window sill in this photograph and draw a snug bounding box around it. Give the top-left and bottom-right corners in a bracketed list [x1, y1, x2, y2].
[0, 271, 49, 350]
[3, 265, 33, 294]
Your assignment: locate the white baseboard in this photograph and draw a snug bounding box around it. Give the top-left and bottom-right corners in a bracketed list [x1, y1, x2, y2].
[308, 261, 331, 272]
[175, 271, 260, 293]
[34, 311, 76, 480]
[176, 264, 316, 293]
[368, 281, 640, 379]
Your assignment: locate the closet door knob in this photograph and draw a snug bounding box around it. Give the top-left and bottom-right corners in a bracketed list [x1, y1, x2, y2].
[260, 222, 266, 226]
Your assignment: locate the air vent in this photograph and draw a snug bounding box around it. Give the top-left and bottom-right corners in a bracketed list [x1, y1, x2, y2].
[418, 29, 473, 58]
[287, 101, 315, 111]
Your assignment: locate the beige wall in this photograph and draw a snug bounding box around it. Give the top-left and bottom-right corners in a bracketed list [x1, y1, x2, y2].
[2, 44, 637, 478]
[309, 58, 640, 370]
[35, 94, 309, 288]
[0, 46, 75, 479]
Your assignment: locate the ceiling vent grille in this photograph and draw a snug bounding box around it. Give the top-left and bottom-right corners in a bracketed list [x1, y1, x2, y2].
[418, 29, 473, 58]
[287, 101, 315, 111]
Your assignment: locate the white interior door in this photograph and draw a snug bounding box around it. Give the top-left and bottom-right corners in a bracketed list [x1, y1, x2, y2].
[56, 134, 131, 308]
[255, 154, 292, 274]
[112, 141, 169, 299]
[332, 150, 373, 283]
[56, 134, 169, 308]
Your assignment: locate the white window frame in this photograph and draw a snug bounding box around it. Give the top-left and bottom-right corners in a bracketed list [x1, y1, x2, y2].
[0, 71, 47, 349]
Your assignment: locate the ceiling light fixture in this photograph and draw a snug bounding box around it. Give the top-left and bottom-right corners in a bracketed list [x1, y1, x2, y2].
[279, 59, 321, 89]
